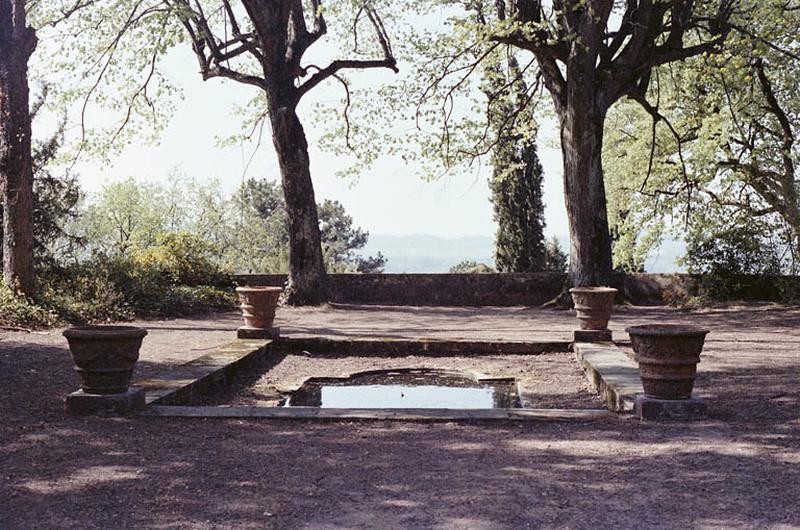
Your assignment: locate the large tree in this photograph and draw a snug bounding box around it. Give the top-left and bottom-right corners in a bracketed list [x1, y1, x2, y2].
[342, 0, 735, 285]
[40, 1, 397, 305]
[488, 0, 735, 285]
[484, 55, 548, 272]
[0, 94, 83, 266]
[604, 0, 799, 272]
[0, 0, 36, 295]
[174, 0, 395, 304]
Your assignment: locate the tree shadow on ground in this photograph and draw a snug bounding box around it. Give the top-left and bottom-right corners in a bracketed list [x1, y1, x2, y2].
[2, 412, 798, 529]
[1, 320, 799, 529]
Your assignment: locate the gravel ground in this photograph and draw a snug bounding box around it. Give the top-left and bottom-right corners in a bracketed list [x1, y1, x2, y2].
[1, 304, 799, 529]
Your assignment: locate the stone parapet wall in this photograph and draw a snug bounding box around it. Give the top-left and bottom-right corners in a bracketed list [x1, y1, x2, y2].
[236, 273, 566, 306]
[620, 273, 700, 305]
[235, 272, 799, 306]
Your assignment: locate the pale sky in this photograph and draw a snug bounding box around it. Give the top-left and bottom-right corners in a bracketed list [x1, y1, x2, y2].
[38, 42, 570, 240]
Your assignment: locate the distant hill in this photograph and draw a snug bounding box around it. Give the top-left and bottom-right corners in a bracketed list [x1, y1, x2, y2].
[360, 234, 495, 273]
[645, 237, 686, 273]
[360, 233, 686, 273]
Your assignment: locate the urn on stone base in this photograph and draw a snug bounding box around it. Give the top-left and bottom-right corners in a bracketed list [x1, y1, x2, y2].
[63, 325, 148, 414]
[625, 324, 709, 400]
[569, 287, 618, 342]
[236, 286, 282, 339]
[63, 325, 147, 394]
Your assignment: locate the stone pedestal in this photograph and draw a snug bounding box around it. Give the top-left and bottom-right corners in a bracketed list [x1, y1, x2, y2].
[66, 387, 145, 415]
[574, 329, 612, 343]
[237, 326, 281, 340]
[635, 394, 707, 421]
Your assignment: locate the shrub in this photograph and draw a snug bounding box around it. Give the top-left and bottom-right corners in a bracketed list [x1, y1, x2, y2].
[684, 221, 785, 301]
[38, 265, 134, 323]
[0, 286, 59, 329]
[32, 250, 237, 324]
[131, 232, 232, 287]
[449, 260, 495, 273]
[159, 285, 238, 316]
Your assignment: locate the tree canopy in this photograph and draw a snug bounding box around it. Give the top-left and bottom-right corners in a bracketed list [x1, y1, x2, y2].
[605, 0, 800, 274]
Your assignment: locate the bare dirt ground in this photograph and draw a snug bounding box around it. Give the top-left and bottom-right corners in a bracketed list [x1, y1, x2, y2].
[2, 304, 800, 529]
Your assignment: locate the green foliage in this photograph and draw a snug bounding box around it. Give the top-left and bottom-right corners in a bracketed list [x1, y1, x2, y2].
[4, 174, 382, 328]
[30, 1, 187, 159]
[230, 178, 385, 274]
[1, 173, 245, 326]
[130, 232, 231, 287]
[682, 210, 790, 301]
[38, 258, 133, 323]
[37, 253, 236, 323]
[226, 178, 292, 274]
[318, 199, 386, 273]
[355, 252, 388, 274]
[316, 1, 543, 181]
[604, 0, 800, 272]
[79, 176, 189, 255]
[71, 175, 384, 277]
[0, 88, 83, 266]
[449, 261, 495, 273]
[604, 99, 672, 272]
[485, 52, 548, 273]
[491, 139, 548, 272]
[30, 0, 400, 164]
[542, 236, 569, 273]
[0, 286, 59, 329]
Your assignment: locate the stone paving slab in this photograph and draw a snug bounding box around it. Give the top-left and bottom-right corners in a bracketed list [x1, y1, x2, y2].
[137, 339, 270, 405]
[574, 342, 644, 412]
[143, 405, 614, 421]
[66, 387, 145, 415]
[635, 395, 708, 421]
[272, 336, 571, 355]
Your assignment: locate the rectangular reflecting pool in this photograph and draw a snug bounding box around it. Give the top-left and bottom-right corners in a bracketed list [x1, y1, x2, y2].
[284, 369, 521, 409]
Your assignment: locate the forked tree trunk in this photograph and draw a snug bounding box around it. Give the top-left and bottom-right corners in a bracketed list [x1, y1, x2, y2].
[558, 98, 613, 287]
[0, 2, 36, 296]
[267, 99, 328, 305]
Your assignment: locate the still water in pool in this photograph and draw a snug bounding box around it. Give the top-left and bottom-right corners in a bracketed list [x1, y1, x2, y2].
[285, 369, 521, 409]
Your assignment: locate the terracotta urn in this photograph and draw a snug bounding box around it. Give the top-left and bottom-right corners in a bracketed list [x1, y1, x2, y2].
[569, 287, 618, 330]
[236, 286, 282, 338]
[63, 325, 148, 394]
[626, 324, 709, 400]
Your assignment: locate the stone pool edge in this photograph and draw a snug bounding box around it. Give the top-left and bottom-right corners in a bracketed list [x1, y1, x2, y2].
[137, 339, 272, 405]
[142, 405, 614, 421]
[133, 336, 629, 420]
[574, 342, 644, 412]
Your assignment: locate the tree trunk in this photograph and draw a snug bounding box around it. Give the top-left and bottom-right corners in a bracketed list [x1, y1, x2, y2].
[0, 2, 36, 296]
[558, 101, 613, 287]
[267, 99, 328, 305]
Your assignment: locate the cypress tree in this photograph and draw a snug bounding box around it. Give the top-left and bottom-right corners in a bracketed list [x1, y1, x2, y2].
[485, 55, 547, 272]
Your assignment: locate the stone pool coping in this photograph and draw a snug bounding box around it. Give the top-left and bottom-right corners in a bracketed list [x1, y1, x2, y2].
[143, 405, 614, 421]
[133, 336, 640, 420]
[137, 339, 272, 405]
[271, 337, 572, 356]
[574, 342, 644, 412]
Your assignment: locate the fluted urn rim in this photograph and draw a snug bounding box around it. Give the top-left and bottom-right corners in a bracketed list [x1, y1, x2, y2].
[569, 286, 618, 294]
[625, 324, 709, 337]
[235, 286, 283, 293]
[63, 325, 148, 340]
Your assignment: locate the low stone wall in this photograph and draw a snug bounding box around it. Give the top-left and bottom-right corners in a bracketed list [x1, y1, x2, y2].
[620, 273, 700, 305]
[235, 272, 799, 306]
[236, 273, 567, 306]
